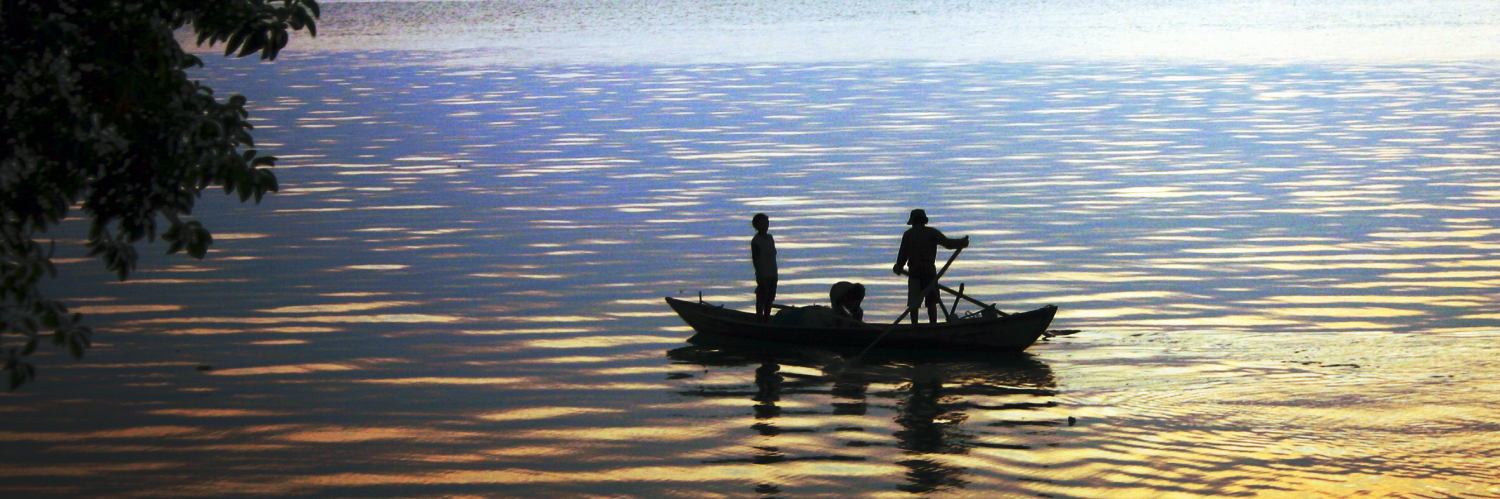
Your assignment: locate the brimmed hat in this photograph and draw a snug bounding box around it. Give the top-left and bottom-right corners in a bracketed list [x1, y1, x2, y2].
[906, 209, 928, 225]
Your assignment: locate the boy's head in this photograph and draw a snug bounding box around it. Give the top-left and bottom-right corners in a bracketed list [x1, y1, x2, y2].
[752, 213, 769, 232]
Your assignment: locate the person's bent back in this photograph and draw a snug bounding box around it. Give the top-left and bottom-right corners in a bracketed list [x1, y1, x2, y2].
[830, 281, 865, 322]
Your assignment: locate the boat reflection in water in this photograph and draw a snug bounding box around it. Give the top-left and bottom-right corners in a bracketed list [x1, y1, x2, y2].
[668, 335, 1060, 495]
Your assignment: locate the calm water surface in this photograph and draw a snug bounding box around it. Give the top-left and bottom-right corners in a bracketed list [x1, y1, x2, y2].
[6, 1, 1500, 497]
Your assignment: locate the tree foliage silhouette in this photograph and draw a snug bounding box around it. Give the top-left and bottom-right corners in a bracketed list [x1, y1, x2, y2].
[1, 0, 319, 389]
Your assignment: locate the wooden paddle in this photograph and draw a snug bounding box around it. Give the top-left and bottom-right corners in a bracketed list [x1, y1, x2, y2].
[849, 246, 964, 361]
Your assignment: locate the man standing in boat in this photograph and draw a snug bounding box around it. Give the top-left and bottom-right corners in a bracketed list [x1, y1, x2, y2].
[893, 209, 969, 324]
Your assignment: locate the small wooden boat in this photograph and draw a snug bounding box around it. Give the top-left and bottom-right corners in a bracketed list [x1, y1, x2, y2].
[664, 297, 1057, 352]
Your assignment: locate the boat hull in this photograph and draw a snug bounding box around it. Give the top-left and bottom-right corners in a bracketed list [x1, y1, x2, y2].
[665, 297, 1056, 352]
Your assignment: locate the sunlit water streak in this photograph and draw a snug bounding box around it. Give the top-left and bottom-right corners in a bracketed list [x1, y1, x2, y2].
[7, 2, 1500, 495]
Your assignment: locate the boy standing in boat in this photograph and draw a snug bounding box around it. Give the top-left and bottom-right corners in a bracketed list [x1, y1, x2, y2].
[893, 209, 968, 324]
[751, 213, 778, 321]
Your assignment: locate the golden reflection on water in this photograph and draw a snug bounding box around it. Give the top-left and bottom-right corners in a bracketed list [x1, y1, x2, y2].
[477, 407, 626, 422]
[256, 301, 422, 313]
[208, 363, 360, 376]
[70, 304, 184, 314]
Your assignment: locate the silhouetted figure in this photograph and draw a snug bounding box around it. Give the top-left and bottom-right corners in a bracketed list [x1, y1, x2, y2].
[894, 376, 970, 493]
[829, 368, 870, 416]
[829, 281, 865, 322]
[751, 213, 778, 321]
[893, 209, 969, 324]
[753, 361, 782, 420]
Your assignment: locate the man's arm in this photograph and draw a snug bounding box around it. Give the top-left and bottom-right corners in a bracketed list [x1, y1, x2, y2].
[935, 229, 970, 250]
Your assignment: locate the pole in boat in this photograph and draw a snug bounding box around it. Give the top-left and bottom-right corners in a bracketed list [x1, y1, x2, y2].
[850, 247, 963, 361]
[947, 282, 964, 318]
[932, 280, 1007, 317]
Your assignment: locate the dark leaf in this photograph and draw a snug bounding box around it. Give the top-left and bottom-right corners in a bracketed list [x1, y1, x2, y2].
[187, 240, 207, 259]
[238, 30, 264, 58]
[225, 28, 248, 56]
[9, 363, 37, 392]
[67, 336, 84, 359]
[272, 30, 289, 59]
[261, 168, 279, 191]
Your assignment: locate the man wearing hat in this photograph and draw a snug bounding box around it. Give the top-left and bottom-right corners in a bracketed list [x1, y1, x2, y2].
[893, 209, 969, 324]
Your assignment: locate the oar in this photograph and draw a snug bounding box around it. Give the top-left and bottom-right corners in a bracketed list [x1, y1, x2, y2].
[849, 247, 963, 362]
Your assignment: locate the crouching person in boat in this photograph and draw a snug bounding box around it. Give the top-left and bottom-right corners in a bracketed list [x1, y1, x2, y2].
[769, 282, 867, 328]
[829, 281, 865, 322]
